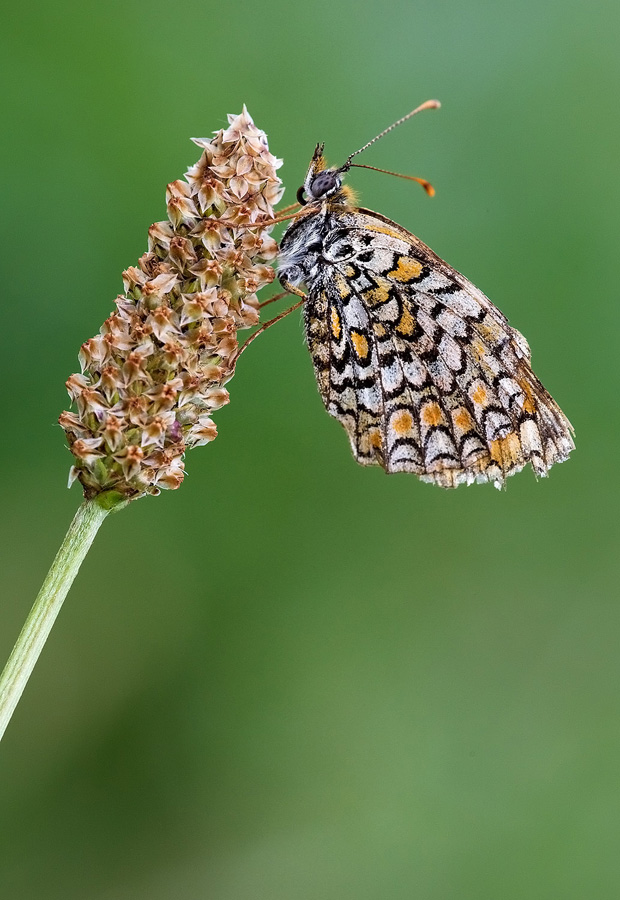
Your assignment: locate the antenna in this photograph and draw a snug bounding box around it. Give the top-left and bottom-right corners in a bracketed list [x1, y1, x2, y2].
[339, 99, 440, 171]
[348, 163, 435, 196]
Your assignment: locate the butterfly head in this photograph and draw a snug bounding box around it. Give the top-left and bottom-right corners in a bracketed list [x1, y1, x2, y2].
[297, 143, 352, 206]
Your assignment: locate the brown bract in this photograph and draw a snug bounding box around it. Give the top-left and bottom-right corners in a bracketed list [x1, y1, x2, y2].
[60, 107, 282, 499]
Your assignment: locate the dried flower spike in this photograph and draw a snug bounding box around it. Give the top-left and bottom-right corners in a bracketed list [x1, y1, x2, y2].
[60, 106, 283, 500]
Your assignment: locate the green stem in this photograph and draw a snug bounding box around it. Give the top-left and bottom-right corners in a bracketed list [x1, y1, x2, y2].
[0, 497, 117, 741]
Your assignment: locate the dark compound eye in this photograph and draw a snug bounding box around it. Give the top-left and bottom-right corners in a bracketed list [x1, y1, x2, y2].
[309, 171, 339, 198]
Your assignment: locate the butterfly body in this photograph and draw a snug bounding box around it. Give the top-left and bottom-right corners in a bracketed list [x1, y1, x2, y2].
[278, 141, 574, 489]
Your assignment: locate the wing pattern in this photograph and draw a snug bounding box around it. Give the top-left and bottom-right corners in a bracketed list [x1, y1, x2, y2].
[303, 209, 574, 488]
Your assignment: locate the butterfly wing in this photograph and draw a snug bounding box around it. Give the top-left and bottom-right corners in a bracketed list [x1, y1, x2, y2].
[303, 207, 574, 488]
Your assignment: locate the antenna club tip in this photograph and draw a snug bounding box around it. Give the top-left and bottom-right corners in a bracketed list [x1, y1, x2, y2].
[416, 178, 436, 197]
[426, 99, 441, 110]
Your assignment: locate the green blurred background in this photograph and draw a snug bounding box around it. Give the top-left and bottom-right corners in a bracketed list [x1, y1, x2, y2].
[1, 1, 618, 897]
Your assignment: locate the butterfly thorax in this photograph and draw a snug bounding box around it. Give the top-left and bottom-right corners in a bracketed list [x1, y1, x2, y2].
[278, 203, 344, 291]
[278, 147, 361, 291]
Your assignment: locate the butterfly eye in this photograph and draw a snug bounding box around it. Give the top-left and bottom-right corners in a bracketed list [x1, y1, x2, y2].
[309, 171, 340, 199]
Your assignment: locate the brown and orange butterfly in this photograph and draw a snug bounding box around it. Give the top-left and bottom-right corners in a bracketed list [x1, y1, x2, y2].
[276, 100, 574, 488]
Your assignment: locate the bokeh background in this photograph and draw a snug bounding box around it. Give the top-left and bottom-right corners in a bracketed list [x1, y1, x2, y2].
[1, 1, 618, 897]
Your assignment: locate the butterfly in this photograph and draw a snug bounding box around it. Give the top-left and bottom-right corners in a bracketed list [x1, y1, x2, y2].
[276, 100, 574, 488]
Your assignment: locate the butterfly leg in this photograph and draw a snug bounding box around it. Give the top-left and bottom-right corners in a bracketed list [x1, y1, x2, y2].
[259, 290, 293, 309]
[252, 209, 301, 227]
[271, 201, 302, 216]
[227, 207, 303, 231]
[233, 294, 307, 362]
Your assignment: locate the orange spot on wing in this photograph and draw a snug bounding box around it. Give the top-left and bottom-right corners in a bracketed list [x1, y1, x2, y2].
[388, 256, 424, 282]
[365, 283, 391, 305]
[471, 340, 486, 361]
[369, 224, 407, 240]
[351, 331, 369, 359]
[330, 307, 341, 339]
[335, 273, 351, 299]
[392, 410, 414, 435]
[453, 408, 474, 432]
[396, 306, 416, 336]
[422, 402, 443, 427]
[490, 432, 522, 467]
[471, 384, 488, 406]
[519, 379, 537, 414]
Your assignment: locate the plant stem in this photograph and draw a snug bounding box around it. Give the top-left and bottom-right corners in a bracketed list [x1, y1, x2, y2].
[0, 497, 114, 741]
